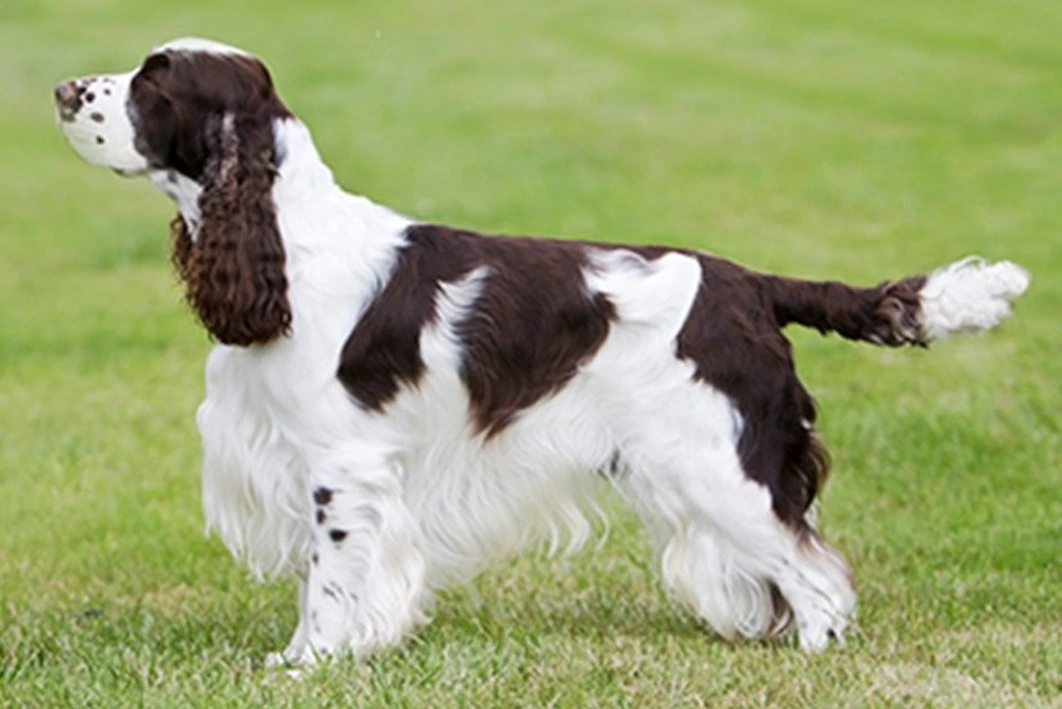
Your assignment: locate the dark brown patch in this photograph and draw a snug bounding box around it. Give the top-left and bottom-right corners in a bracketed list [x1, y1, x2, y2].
[674, 255, 928, 525]
[316, 509, 326, 525]
[329, 529, 348, 543]
[148, 50, 293, 346]
[600, 449, 627, 480]
[95, 136, 104, 144]
[85, 92, 95, 103]
[129, 49, 291, 179]
[89, 111, 104, 123]
[764, 274, 928, 346]
[337, 225, 616, 435]
[312, 487, 333, 506]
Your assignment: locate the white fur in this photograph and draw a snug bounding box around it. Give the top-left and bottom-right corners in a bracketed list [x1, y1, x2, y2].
[154, 37, 252, 57]
[55, 70, 148, 175]
[56, 39, 1026, 666]
[920, 257, 1029, 341]
[150, 170, 203, 232]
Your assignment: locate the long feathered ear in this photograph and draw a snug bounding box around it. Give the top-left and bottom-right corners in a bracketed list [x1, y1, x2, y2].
[178, 112, 291, 346]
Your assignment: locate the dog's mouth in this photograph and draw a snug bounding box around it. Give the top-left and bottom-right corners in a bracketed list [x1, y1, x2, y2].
[111, 167, 147, 177]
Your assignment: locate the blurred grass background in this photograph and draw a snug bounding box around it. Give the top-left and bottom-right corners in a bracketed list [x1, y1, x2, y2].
[1, 0, 1059, 705]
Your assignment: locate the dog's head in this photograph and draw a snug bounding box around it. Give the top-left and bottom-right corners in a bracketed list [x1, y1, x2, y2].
[55, 38, 293, 346]
[55, 38, 290, 179]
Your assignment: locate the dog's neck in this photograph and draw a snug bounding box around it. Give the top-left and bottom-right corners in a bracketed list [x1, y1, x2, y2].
[149, 117, 340, 237]
[149, 168, 202, 233]
[272, 117, 337, 204]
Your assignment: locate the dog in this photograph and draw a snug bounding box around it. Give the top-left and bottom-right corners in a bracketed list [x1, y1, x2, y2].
[55, 38, 1028, 665]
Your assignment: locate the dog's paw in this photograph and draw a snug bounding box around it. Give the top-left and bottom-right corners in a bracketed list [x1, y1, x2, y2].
[796, 607, 852, 652]
[264, 651, 288, 669]
[264, 646, 318, 674]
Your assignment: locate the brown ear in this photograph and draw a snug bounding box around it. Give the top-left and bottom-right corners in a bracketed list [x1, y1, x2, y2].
[179, 112, 291, 346]
[170, 213, 193, 282]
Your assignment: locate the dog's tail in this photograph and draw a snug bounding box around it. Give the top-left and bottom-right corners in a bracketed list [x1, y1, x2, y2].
[762, 257, 1029, 346]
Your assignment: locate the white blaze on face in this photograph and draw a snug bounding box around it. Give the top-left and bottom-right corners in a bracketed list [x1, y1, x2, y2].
[55, 69, 148, 175]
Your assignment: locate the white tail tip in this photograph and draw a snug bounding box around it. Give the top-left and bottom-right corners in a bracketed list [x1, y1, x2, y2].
[919, 257, 1029, 341]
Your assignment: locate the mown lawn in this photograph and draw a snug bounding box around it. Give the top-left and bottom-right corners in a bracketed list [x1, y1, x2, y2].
[1, 0, 1059, 705]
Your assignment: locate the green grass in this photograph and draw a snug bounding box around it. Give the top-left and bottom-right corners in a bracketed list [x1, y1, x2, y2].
[2, 0, 1060, 705]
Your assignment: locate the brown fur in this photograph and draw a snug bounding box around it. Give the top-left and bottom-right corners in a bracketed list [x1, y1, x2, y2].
[177, 114, 291, 345]
[337, 226, 617, 437]
[135, 49, 293, 345]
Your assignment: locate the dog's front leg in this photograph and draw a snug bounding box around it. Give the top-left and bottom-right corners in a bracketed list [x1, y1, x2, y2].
[264, 577, 310, 668]
[293, 449, 427, 664]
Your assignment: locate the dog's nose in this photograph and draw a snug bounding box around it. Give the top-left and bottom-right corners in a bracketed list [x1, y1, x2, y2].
[54, 80, 82, 119]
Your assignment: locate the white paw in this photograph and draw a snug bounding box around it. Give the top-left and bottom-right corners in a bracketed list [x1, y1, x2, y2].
[263, 646, 318, 671]
[795, 602, 852, 652]
[263, 651, 287, 669]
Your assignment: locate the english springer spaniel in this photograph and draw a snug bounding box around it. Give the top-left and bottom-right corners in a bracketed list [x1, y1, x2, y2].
[55, 38, 1028, 665]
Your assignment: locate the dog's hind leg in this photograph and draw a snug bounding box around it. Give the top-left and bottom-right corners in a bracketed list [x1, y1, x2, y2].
[618, 403, 855, 651]
[264, 578, 310, 668]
